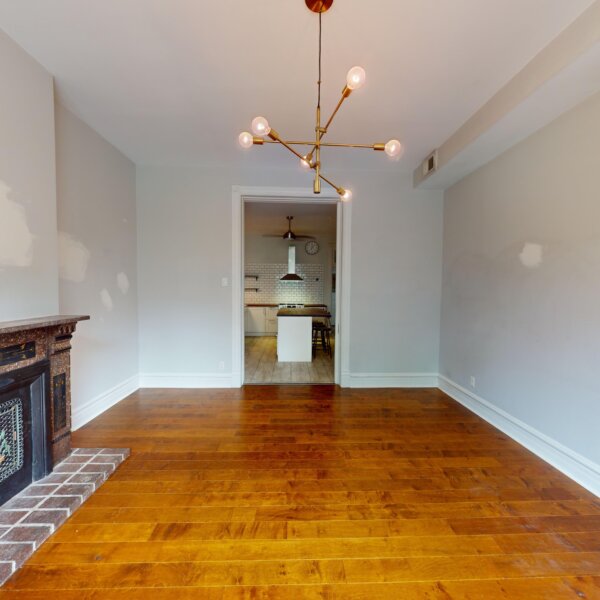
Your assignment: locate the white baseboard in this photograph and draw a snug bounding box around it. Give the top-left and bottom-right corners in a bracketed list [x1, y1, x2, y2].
[71, 374, 139, 431]
[341, 372, 439, 388]
[231, 371, 242, 388]
[439, 375, 600, 497]
[139, 372, 233, 388]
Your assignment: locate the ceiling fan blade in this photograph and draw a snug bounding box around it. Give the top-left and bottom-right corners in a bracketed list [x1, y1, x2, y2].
[259, 217, 315, 240]
[261, 233, 315, 239]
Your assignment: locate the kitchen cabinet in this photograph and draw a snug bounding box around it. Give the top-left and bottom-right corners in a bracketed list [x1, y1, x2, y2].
[245, 307, 278, 336]
[266, 307, 278, 334]
[245, 307, 265, 335]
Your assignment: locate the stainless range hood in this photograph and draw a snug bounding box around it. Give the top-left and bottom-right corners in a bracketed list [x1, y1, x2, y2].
[280, 245, 303, 281]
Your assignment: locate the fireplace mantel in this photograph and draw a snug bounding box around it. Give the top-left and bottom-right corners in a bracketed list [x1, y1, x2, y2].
[0, 315, 90, 335]
[0, 315, 89, 463]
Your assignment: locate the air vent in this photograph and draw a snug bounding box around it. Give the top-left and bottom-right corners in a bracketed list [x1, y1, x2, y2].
[422, 150, 438, 176]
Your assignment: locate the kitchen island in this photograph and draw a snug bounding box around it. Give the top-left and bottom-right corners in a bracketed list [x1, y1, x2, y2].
[277, 307, 330, 362]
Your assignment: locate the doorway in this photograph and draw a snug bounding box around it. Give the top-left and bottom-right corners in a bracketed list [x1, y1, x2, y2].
[231, 186, 350, 387]
[244, 202, 336, 384]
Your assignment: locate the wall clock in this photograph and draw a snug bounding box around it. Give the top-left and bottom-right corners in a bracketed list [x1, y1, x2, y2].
[305, 240, 320, 255]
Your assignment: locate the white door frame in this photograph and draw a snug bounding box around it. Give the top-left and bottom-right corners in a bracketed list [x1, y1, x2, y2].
[231, 185, 351, 387]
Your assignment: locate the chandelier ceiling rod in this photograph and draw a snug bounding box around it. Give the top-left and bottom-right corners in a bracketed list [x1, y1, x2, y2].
[238, 0, 402, 201]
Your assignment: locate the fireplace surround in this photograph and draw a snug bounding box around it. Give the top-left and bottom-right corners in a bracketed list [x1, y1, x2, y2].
[0, 316, 88, 505]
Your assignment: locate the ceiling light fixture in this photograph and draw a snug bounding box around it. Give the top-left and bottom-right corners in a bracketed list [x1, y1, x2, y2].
[239, 0, 402, 201]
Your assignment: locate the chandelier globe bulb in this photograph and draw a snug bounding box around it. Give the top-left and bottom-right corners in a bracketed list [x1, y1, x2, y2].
[238, 132, 254, 149]
[346, 66, 366, 90]
[384, 139, 402, 158]
[251, 116, 271, 136]
[340, 188, 353, 201]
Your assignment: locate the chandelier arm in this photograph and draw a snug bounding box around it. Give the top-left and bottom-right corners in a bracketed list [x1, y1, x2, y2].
[322, 91, 350, 133]
[268, 130, 310, 162]
[261, 140, 382, 149]
[317, 172, 342, 193]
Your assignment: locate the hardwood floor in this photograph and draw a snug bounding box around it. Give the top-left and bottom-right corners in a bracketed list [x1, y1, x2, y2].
[245, 336, 334, 384]
[2, 386, 599, 598]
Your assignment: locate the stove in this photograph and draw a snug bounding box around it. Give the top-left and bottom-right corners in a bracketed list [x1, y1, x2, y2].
[278, 303, 305, 309]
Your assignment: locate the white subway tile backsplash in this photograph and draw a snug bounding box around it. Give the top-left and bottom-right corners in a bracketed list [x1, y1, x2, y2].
[245, 263, 324, 305]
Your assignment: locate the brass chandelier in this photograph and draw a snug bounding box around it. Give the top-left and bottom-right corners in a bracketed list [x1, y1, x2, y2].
[238, 0, 402, 201]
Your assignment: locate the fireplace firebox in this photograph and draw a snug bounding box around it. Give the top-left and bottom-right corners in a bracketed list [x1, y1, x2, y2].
[0, 361, 52, 504]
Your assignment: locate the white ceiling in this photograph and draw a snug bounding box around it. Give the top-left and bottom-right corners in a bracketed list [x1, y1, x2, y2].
[245, 202, 337, 236]
[0, 0, 594, 171]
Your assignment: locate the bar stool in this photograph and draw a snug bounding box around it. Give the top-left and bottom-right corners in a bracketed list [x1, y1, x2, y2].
[312, 317, 332, 357]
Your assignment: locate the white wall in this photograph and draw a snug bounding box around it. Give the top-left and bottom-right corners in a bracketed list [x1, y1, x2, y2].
[349, 175, 443, 375]
[137, 166, 443, 380]
[440, 91, 600, 467]
[55, 103, 138, 426]
[0, 30, 59, 319]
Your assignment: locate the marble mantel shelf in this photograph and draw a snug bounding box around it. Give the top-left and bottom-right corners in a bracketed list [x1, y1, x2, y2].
[0, 315, 89, 335]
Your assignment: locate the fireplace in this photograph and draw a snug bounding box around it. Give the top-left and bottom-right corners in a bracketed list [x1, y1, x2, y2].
[0, 315, 88, 506]
[0, 361, 52, 504]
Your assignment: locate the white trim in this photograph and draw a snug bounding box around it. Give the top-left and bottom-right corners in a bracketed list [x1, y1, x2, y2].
[231, 186, 243, 387]
[439, 375, 600, 497]
[231, 185, 351, 387]
[71, 374, 139, 430]
[342, 372, 439, 388]
[139, 373, 233, 388]
[337, 200, 350, 382]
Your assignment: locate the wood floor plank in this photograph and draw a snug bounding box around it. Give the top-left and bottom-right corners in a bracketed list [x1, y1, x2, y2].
[27, 532, 598, 566]
[5, 553, 600, 589]
[4, 386, 598, 596]
[92, 476, 586, 497]
[1, 578, 599, 598]
[28, 534, 505, 564]
[85, 489, 474, 508]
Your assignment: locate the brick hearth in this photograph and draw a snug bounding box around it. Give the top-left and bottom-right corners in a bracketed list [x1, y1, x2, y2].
[0, 447, 129, 584]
